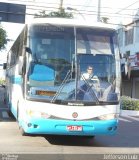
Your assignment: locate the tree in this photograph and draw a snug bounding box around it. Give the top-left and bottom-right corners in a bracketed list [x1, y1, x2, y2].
[35, 9, 73, 18]
[0, 26, 7, 50]
[35, 0, 73, 18]
[101, 17, 109, 23]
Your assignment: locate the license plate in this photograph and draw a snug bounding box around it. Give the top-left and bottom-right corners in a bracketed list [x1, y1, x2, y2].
[67, 125, 82, 131]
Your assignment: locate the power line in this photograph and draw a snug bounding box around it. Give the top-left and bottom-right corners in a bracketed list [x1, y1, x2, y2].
[20, 4, 139, 20]
[0, 6, 138, 20]
[115, 0, 139, 14]
[1, 8, 139, 26]
[21, 3, 138, 18]
[26, 6, 138, 19]
[2, 8, 139, 28]
[24, 2, 139, 13]
[1, 0, 139, 12]
[1, 1, 139, 22]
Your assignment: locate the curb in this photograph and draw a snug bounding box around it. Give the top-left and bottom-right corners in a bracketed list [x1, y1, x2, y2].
[121, 110, 139, 116]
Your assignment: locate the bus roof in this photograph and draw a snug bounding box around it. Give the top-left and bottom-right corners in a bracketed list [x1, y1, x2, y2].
[27, 18, 116, 31]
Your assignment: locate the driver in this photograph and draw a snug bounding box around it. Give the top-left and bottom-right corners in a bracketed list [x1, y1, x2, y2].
[81, 65, 99, 80]
[81, 65, 100, 90]
[81, 65, 94, 80]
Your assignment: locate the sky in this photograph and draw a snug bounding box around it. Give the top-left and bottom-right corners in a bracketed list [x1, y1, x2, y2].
[0, 0, 139, 61]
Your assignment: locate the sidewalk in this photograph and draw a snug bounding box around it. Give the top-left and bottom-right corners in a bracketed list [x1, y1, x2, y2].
[121, 110, 139, 116]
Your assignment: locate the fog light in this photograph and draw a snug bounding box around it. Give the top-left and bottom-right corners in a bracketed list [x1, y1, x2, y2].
[108, 127, 113, 131]
[27, 123, 32, 127]
[34, 124, 38, 128]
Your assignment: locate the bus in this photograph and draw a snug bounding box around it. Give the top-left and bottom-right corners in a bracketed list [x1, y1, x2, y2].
[4, 18, 121, 137]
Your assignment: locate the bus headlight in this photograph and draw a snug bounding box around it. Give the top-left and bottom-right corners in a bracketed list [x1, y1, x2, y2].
[98, 113, 119, 120]
[26, 110, 51, 119]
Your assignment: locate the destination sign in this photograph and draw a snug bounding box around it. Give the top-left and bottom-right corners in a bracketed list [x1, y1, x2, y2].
[32, 25, 65, 33]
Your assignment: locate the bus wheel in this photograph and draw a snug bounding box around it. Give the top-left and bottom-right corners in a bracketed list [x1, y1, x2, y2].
[17, 106, 28, 136]
[7, 104, 15, 119]
[85, 135, 95, 139]
[19, 126, 28, 136]
[8, 110, 15, 119]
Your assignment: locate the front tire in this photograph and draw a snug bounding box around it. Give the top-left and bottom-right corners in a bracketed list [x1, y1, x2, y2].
[85, 135, 95, 139]
[19, 126, 28, 136]
[17, 103, 28, 136]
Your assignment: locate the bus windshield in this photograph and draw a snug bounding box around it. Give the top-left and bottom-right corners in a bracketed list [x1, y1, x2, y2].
[27, 24, 120, 104]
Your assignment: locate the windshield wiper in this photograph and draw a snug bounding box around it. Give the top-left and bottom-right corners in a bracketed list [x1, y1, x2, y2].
[81, 75, 100, 104]
[51, 70, 72, 103]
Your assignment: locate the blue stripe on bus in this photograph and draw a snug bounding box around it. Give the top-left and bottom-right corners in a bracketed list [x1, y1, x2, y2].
[10, 76, 23, 84]
[19, 118, 118, 136]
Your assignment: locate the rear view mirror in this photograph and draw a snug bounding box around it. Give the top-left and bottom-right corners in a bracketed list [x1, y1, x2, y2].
[26, 47, 32, 54]
[3, 63, 7, 70]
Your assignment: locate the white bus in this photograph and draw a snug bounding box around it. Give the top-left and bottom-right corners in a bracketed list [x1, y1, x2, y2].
[4, 18, 121, 136]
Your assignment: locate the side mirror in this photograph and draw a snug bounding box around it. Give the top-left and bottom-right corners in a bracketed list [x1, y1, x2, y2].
[3, 63, 7, 69]
[26, 47, 32, 54]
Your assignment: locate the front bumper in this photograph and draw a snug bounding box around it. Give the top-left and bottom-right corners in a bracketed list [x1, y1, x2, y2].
[20, 118, 118, 136]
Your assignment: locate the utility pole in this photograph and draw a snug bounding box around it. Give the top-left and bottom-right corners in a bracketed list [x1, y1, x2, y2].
[97, 0, 101, 22]
[59, 0, 63, 12]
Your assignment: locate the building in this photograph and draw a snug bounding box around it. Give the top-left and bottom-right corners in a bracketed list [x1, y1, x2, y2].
[118, 11, 139, 99]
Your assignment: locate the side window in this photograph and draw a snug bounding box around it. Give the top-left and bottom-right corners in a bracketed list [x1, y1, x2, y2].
[18, 30, 25, 56]
[10, 39, 20, 66]
[7, 51, 12, 68]
[9, 27, 26, 66]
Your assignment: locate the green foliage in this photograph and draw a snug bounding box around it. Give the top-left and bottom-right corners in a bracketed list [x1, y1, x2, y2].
[34, 8, 73, 18]
[0, 78, 6, 86]
[121, 96, 139, 111]
[34, 10, 48, 18]
[101, 17, 109, 23]
[0, 26, 7, 50]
